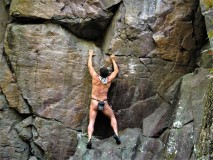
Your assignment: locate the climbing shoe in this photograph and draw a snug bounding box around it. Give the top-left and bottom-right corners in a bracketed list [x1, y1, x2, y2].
[113, 134, 121, 145]
[86, 140, 92, 149]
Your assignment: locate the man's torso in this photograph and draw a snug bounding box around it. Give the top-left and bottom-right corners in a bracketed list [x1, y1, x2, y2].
[91, 76, 111, 101]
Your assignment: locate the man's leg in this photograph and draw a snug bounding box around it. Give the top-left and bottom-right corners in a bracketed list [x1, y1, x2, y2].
[87, 103, 97, 149]
[102, 104, 121, 144]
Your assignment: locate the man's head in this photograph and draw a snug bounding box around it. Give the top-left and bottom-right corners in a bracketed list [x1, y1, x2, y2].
[100, 67, 109, 78]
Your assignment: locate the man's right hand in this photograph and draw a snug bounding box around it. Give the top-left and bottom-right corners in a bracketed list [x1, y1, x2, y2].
[110, 54, 116, 61]
[89, 49, 95, 56]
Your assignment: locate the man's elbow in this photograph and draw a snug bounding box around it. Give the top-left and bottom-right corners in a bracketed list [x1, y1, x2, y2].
[114, 68, 119, 75]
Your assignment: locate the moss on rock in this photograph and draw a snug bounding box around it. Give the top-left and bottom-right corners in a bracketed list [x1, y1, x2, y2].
[196, 79, 213, 159]
[202, 0, 213, 10]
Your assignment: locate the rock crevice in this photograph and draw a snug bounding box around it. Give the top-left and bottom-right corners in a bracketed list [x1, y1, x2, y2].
[0, 0, 212, 159]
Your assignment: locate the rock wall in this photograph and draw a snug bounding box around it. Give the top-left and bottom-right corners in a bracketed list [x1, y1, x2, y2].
[0, 0, 212, 160]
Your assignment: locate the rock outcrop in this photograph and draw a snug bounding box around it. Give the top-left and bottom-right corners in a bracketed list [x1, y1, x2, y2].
[0, 0, 212, 159]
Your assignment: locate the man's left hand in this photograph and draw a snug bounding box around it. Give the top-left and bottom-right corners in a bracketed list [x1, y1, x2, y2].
[89, 49, 95, 56]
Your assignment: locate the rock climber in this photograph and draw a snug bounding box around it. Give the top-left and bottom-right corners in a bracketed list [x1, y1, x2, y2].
[87, 49, 121, 149]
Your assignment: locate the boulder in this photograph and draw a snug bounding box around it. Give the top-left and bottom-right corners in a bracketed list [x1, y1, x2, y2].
[164, 123, 194, 160]
[32, 117, 78, 159]
[135, 136, 164, 160]
[0, 0, 30, 114]
[161, 68, 212, 159]
[4, 23, 103, 130]
[9, 0, 121, 40]
[71, 128, 141, 160]
[0, 94, 29, 160]
[143, 102, 173, 137]
[0, 0, 211, 159]
[200, 0, 213, 48]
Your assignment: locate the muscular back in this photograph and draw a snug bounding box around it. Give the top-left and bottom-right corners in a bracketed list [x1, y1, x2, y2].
[91, 76, 111, 100]
[88, 51, 118, 100]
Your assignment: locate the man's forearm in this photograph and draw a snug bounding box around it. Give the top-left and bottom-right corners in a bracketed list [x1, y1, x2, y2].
[88, 55, 93, 68]
[112, 59, 119, 72]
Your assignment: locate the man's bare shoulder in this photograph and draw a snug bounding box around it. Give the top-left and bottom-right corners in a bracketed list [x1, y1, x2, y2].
[92, 75, 100, 83]
[92, 75, 99, 80]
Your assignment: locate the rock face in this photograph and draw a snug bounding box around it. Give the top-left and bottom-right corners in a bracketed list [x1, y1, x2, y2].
[0, 97, 30, 159]
[4, 23, 102, 130]
[0, 0, 212, 160]
[9, 0, 121, 40]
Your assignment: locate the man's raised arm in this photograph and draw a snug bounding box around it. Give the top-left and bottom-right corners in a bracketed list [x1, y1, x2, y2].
[108, 54, 119, 82]
[88, 49, 98, 77]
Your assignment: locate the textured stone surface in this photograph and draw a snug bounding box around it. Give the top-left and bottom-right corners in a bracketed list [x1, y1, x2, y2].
[71, 128, 141, 160]
[15, 116, 78, 159]
[135, 136, 164, 160]
[0, 0, 30, 114]
[4, 23, 102, 130]
[0, 0, 10, 48]
[102, 0, 203, 97]
[15, 116, 33, 141]
[165, 123, 194, 160]
[9, 0, 121, 40]
[160, 68, 212, 159]
[0, 55, 30, 113]
[200, 0, 213, 48]
[196, 79, 213, 159]
[0, 0, 212, 159]
[0, 94, 29, 160]
[143, 102, 173, 137]
[32, 117, 78, 159]
[116, 95, 163, 131]
[197, 2, 213, 158]
[197, 41, 213, 69]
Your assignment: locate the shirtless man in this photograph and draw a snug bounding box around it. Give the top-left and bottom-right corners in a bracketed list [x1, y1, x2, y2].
[87, 49, 121, 149]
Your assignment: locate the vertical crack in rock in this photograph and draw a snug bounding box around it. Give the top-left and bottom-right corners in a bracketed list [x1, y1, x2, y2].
[157, 52, 184, 95]
[2, 50, 15, 78]
[0, 0, 211, 159]
[34, 50, 39, 90]
[196, 79, 213, 159]
[29, 141, 45, 159]
[129, 134, 142, 160]
[139, 58, 152, 74]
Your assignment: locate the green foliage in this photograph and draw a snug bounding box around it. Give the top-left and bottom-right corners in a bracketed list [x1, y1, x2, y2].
[202, 0, 213, 10]
[208, 30, 213, 39]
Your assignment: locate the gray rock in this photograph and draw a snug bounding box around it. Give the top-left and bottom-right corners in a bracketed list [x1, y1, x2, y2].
[32, 117, 78, 159]
[173, 68, 212, 141]
[117, 95, 163, 130]
[0, 0, 211, 159]
[4, 23, 102, 129]
[72, 128, 141, 160]
[135, 136, 164, 160]
[0, 0, 30, 114]
[99, 0, 121, 10]
[143, 102, 173, 137]
[197, 41, 213, 69]
[195, 78, 213, 159]
[165, 122, 194, 160]
[30, 141, 44, 160]
[162, 68, 212, 159]
[9, 0, 118, 40]
[15, 116, 33, 141]
[28, 156, 38, 160]
[0, 96, 29, 160]
[0, 0, 10, 47]
[203, 10, 213, 47]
